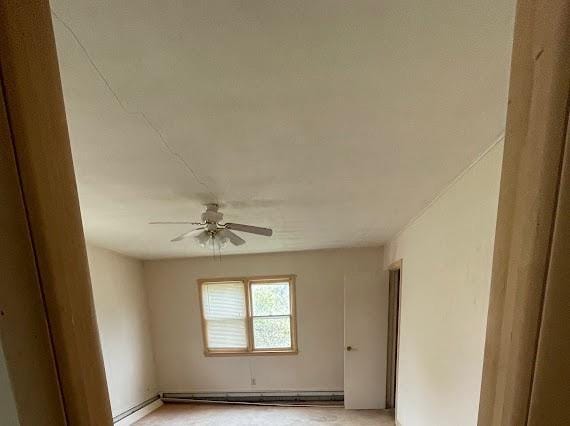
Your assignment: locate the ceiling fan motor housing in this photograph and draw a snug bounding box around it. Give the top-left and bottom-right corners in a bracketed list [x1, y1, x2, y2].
[202, 204, 223, 225]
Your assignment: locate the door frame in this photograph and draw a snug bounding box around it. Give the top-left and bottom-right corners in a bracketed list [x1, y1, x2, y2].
[0, 1, 113, 424]
[386, 260, 402, 413]
[478, 0, 570, 424]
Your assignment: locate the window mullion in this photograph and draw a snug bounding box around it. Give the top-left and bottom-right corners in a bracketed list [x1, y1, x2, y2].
[244, 279, 254, 352]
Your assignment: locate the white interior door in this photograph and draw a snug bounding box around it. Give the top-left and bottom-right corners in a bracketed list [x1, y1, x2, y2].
[344, 270, 388, 409]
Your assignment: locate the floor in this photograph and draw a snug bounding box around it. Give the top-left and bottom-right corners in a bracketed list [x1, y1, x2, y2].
[135, 403, 395, 425]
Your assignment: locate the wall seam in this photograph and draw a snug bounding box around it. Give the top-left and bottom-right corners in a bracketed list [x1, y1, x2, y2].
[389, 133, 505, 243]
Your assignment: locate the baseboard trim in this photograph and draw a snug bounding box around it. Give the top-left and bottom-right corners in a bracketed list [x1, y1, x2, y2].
[113, 395, 162, 425]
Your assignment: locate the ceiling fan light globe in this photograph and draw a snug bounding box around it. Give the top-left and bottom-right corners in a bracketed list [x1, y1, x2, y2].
[217, 233, 229, 248]
[195, 231, 210, 247]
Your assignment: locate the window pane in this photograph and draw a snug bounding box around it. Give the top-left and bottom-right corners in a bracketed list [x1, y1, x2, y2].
[251, 282, 290, 316]
[202, 282, 247, 349]
[206, 319, 247, 349]
[253, 317, 291, 349]
[202, 282, 246, 320]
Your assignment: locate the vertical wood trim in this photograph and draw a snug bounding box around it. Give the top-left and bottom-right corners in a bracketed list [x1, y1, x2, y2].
[385, 271, 395, 408]
[386, 259, 403, 417]
[245, 280, 255, 352]
[197, 280, 211, 355]
[0, 1, 113, 424]
[386, 268, 401, 411]
[527, 118, 570, 425]
[0, 68, 67, 426]
[478, 0, 570, 424]
[289, 275, 299, 354]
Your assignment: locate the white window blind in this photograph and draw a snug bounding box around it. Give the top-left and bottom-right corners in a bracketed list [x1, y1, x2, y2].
[201, 282, 247, 349]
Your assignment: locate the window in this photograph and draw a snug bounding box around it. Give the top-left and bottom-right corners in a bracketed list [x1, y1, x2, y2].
[198, 275, 297, 356]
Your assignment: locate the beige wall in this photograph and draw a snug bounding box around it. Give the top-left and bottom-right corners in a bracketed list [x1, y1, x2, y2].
[144, 247, 386, 394]
[384, 141, 503, 426]
[87, 245, 158, 417]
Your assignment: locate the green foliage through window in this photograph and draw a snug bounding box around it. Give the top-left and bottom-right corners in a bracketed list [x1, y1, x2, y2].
[251, 282, 292, 349]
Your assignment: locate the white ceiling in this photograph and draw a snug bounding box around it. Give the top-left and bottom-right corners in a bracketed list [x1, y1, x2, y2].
[51, 0, 514, 259]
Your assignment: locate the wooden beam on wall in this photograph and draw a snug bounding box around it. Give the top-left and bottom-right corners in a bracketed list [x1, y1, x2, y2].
[0, 0, 113, 424]
[478, 0, 570, 425]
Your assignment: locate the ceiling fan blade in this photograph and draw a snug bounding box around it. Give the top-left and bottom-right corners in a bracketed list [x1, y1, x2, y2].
[150, 221, 203, 225]
[224, 223, 273, 237]
[220, 229, 246, 246]
[171, 227, 204, 242]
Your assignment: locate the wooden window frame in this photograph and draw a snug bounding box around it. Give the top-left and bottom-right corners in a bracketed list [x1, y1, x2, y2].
[197, 275, 298, 356]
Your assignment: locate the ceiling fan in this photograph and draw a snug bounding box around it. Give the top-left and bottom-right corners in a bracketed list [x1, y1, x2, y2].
[150, 203, 273, 249]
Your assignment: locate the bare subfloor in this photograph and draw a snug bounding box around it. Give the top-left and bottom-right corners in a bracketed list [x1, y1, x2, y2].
[135, 403, 395, 425]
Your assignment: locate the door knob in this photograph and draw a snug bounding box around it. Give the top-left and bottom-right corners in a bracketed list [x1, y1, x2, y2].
[346, 346, 353, 351]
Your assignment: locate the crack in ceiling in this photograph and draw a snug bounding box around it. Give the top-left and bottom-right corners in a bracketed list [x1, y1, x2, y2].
[51, 9, 217, 202]
[50, 0, 515, 258]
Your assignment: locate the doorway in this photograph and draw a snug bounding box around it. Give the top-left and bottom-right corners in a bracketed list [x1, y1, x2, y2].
[386, 263, 401, 410]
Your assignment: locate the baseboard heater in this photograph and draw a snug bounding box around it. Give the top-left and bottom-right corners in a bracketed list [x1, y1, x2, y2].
[113, 395, 160, 424]
[162, 391, 344, 405]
